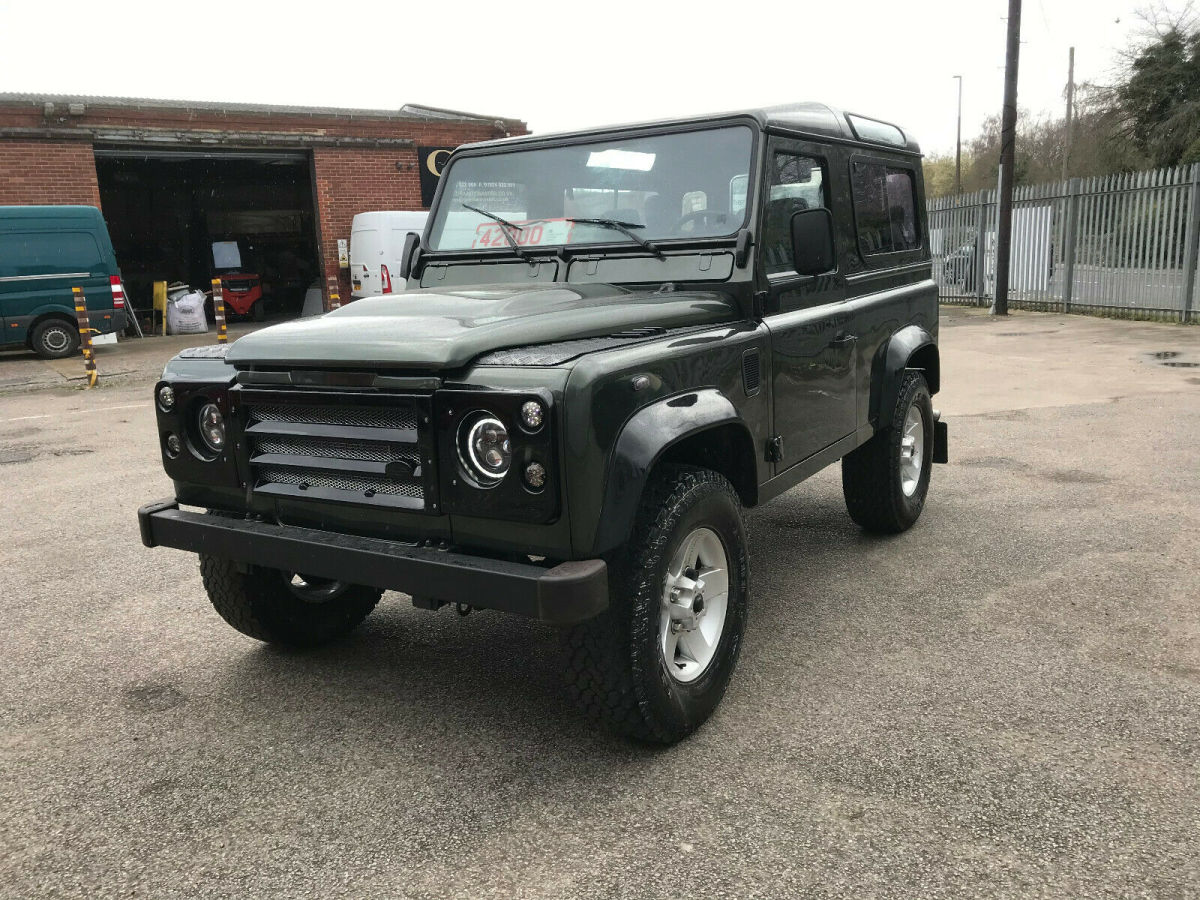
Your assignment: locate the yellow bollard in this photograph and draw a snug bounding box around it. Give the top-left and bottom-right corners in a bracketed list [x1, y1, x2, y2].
[71, 286, 98, 388]
[211, 278, 227, 343]
[153, 281, 168, 336]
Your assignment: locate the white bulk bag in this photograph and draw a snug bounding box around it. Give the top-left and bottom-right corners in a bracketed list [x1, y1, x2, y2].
[166, 289, 209, 335]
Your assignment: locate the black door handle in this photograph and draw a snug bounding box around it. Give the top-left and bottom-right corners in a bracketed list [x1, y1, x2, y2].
[829, 333, 857, 348]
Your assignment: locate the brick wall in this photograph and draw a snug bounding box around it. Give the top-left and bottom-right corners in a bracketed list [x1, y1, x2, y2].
[0, 140, 101, 207]
[311, 121, 498, 301]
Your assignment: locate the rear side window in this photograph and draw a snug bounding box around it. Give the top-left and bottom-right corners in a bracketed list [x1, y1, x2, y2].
[851, 161, 919, 256]
[0, 231, 105, 276]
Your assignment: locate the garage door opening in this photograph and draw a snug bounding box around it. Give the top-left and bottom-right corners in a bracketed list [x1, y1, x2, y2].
[94, 148, 320, 326]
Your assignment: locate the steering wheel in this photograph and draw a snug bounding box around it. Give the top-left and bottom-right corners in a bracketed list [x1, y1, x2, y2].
[673, 209, 730, 234]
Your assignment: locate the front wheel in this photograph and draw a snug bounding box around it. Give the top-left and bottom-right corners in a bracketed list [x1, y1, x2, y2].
[199, 555, 382, 647]
[841, 371, 934, 533]
[564, 466, 749, 743]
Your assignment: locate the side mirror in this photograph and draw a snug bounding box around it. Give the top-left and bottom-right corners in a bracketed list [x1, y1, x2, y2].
[790, 207, 836, 276]
[399, 232, 420, 280]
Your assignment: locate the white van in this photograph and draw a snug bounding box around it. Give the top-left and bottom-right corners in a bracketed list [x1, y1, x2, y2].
[349, 211, 428, 298]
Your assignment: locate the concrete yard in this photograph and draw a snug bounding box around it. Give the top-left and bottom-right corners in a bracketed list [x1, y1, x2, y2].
[1, 307, 1198, 898]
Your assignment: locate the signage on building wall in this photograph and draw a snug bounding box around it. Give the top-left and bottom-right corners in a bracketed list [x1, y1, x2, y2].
[337, 239, 349, 268]
[418, 146, 456, 207]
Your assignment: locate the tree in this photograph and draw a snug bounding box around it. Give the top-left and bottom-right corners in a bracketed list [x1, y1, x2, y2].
[1116, 18, 1200, 166]
[922, 154, 958, 198]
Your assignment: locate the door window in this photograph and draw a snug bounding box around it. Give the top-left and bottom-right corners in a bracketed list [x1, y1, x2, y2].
[761, 153, 826, 276]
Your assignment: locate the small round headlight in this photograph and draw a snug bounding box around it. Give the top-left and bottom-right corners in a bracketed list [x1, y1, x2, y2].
[165, 433, 182, 458]
[197, 402, 225, 454]
[520, 400, 545, 431]
[157, 384, 175, 411]
[524, 461, 547, 491]
[459, 413, 510, 485]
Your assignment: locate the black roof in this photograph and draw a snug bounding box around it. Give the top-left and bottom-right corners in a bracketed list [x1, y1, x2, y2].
[465, 102, 920, 155]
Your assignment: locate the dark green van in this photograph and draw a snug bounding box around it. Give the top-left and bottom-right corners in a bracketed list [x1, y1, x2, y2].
[0, 206, 127, 359]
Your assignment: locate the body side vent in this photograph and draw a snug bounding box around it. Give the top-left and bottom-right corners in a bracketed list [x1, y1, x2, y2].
[742, 348, 761, 396]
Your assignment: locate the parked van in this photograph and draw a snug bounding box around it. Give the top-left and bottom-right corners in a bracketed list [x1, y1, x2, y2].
[0, 206, 127, 358]
[349, 211, 428, 298]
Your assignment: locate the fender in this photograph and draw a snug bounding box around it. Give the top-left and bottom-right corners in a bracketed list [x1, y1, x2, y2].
[591, 388, 752, 556]
[872, 324, 939, 428]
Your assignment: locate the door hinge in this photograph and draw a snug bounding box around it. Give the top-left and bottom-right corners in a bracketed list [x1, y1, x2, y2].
[765, 435, 784, 463]
[753, 290, 768, 320]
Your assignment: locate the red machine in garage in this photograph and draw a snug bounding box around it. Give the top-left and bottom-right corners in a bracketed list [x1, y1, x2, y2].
[211, 241, 264, 320]
[218, 272, 264, 320]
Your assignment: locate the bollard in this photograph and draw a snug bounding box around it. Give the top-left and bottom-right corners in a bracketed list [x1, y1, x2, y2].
[211, 278, 228, 343]
[325, 275, 342, 311]
[71, 286, 99, 388]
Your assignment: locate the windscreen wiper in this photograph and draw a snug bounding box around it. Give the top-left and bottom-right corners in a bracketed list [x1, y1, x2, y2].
[563, 218, 666, 260]
[461, 203, 531, 261]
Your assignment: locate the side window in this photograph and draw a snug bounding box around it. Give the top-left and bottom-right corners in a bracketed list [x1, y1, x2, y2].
[0, 231, 104, 276]
[851, 161, 919, 256]
[762, 152, 826, 277]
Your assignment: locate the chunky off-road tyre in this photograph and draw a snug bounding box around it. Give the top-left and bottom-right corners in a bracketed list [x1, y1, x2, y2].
[30, 318, 80, 359]
[842, 370, 934, 533]
[199, 555, 382, 648]
[564, 465, 749, 744]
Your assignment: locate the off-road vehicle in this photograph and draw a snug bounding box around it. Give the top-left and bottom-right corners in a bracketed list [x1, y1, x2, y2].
[139, 103, 947, 743]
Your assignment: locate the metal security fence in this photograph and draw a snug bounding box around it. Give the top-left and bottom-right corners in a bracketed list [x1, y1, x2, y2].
[928, 165, 1200, 322]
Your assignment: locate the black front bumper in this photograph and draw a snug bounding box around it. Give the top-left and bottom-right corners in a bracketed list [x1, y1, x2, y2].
[138, 500, 608, 625]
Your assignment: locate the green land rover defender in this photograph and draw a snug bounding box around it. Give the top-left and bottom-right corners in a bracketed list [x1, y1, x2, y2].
[139, 104, 947, 742]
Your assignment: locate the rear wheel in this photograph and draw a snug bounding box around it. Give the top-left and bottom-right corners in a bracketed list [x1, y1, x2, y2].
[842, 371, 934, 533]
[251, 300, 266, 322]
[199, 554, 382, 647]
[564, 466, 749, 743]
[30, 319, 79, 359]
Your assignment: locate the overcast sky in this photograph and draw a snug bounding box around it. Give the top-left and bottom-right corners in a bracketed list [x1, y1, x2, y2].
[1, 0, 1151, 155]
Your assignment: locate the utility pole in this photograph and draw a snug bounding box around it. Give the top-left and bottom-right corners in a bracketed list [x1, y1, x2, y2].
[1061, 46, 1075, 182]
[992, 0, 1022, 316]
[954, 75, 963, 194]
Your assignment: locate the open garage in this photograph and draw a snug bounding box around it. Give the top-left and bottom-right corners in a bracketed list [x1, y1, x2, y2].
[95, 149, 319, 320]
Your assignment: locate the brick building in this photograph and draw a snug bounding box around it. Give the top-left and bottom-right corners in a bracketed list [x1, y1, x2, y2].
[0, 94, 526, 316]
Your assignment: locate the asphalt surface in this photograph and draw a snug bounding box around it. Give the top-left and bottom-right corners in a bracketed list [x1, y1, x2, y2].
[1, 308, 1198, 898]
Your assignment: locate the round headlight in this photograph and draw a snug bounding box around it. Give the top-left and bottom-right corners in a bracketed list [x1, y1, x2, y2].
[165, 433, 182, 458]
[197, 402, 225, 454]
[459, 413, 510, 485]
[520, 400, 545, 431]
[157, 384, 175, 411]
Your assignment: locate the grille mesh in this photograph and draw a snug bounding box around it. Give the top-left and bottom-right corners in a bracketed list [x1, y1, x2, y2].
[258, 466, 423, 499]
[252, 435, 420, 465]
[245, 398, 427, 507]
[249, 403, 416, 430]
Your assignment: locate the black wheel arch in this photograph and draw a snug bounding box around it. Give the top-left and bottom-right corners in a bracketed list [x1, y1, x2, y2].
[590, 388, 758, 556]
[871, 324, 939, 429]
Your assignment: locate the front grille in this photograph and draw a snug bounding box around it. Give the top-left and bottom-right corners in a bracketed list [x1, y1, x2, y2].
[257, 466, 425, 498]
[241, 391, 432, 511]
[252, 435, 421, 465]
[251, 403, 416, 430]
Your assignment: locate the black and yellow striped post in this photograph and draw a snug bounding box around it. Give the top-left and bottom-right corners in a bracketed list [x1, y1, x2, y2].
[211, 278, 228, 343]
[325, 275, 342, 311]
[71, 286, 98, 388]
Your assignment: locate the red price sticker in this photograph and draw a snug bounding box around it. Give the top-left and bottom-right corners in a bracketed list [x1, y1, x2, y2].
[472, 218, 574, 248]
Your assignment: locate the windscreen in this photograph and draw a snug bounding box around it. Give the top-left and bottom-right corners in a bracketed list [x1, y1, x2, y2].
[427, 126, 754, 252]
